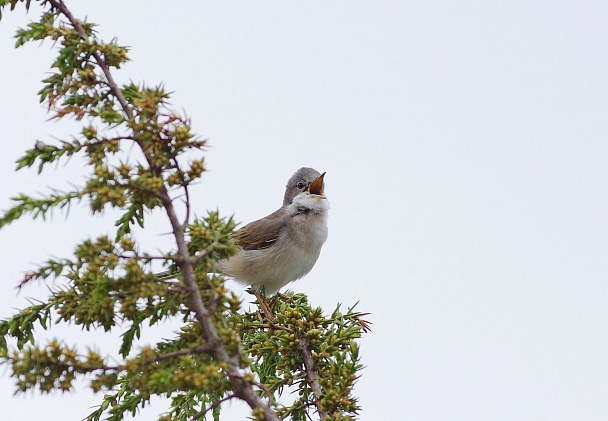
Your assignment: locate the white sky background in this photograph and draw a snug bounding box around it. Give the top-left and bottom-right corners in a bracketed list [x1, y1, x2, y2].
[1, 1, 608, 420]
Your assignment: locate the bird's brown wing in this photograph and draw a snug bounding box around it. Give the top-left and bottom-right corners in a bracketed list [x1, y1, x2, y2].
[232, 208, 285, 251]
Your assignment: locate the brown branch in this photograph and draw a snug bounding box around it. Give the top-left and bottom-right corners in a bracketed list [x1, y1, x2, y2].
[160, 191, 278, 420]
[297, 331, 329, 419]
[251, 293, 328, 418]
[251, 294, 327, 418]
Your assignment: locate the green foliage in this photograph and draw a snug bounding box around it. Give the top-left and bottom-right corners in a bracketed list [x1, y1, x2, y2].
[9, 340, 110, 393]
[0, 0, 33, 20]
[0, 301, 52, 354]
[0, 190, 82, 229]
[0, 1, 368, 420]
[239, 294, 365, 420]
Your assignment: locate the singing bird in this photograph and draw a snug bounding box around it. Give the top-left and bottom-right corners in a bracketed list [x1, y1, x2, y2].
[217, 167, 330, 295]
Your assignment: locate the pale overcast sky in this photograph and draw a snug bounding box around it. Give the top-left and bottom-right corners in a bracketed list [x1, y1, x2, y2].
[2, 1, 608, 420]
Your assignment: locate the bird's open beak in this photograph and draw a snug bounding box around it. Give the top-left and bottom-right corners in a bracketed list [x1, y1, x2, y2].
[307, 172, 326, 197]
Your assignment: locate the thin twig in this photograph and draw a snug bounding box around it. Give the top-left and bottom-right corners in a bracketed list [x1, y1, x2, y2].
[351, 311, 373, 333]
[252, 380, 275, 404]
[241, 324, 294, 334]
[103, 344, 215, 371]
[117, 254, 170, 261]
[190, 249, 210, 265]
[154, 344, 215, 362]
[94, 135, 135, 143]
[189, 238, 221, 265]
[182, 181, 191, 230]
[191, 393, 237, 421]
[172, 157, 191, 230]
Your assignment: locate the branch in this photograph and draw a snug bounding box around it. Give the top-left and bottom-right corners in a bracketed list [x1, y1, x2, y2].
[182, 184, 191, 230]
[297, 331, 329, 419]
[171, 157, 191, 230]
[191, 393, 237, 421]
[190, 247, 212, 265]
[158, 191, 278, 420]
[154, 344, 215, 363]
[117, 254, 171, 261]
[250, 297, 327, 417]
[189, 238, 222, 266]
[241, 323, 294, 334]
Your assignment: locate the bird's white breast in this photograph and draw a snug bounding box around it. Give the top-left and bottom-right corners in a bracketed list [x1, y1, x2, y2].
[273, 194, 329, 289]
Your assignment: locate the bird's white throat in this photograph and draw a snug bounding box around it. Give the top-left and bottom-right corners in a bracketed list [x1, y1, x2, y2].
[285, 192, 330, 216]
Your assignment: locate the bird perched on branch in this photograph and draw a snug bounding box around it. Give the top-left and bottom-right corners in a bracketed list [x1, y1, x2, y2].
[217, 167, 330, 303]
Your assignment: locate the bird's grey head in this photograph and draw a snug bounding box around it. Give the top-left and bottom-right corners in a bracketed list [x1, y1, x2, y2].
[283, 167, 325, 206]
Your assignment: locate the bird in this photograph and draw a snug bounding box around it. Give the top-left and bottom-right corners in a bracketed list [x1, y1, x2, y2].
[217, 167, 330, 298]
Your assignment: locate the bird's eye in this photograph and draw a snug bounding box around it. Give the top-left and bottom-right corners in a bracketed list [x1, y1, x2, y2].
[296, 181, 306, 190]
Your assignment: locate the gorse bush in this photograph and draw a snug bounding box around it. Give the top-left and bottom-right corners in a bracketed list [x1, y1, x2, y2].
[0, 1, 368, 420]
